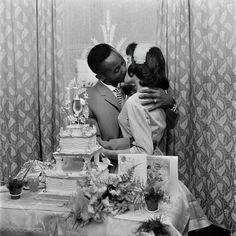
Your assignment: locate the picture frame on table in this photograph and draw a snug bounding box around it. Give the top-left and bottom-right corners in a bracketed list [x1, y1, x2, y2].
[118, 154, 178, 195]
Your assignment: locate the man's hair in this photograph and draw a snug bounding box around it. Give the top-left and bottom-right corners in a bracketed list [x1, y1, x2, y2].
[87, 43, 113, 74]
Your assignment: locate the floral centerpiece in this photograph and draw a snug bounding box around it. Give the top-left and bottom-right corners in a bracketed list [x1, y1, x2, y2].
[67, 163, 170, 229]
[67, 164, 145, 227]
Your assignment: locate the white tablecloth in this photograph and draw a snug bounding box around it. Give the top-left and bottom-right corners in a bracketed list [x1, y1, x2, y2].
[0, 183, 210, 236]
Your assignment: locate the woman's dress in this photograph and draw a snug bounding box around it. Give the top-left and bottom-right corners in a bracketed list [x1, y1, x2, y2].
[118, 91, 166, 154]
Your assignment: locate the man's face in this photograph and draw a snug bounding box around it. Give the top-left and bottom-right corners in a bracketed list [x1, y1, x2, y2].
[99, 50, 127, 87]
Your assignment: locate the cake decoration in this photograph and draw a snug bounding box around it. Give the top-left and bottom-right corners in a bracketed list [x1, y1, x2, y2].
[63, 72, 90, 125]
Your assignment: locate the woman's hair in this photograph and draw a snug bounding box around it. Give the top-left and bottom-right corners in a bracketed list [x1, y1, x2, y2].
[87, 43, 113, 74]
[126, 42, 137, 57]
[126, 42, 169, 90]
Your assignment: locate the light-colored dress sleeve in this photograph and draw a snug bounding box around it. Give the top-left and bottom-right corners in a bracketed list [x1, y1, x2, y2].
[118, 97, 154, 154]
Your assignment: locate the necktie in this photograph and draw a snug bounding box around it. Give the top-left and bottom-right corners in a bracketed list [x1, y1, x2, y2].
[113, 88, 122, 105]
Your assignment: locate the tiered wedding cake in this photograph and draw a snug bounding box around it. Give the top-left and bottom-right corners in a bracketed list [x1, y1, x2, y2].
[45, 124, 102, 196]
[39, 73, 105, 199]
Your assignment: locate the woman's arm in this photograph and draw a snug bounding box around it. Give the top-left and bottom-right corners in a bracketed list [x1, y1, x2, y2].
[97, 136, 132, 150]
[102, 148, 131, 156]
[102, 100, 153, 155]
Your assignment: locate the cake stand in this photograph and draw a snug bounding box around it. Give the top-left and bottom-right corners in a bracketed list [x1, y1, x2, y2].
[52, 146, 103, 175]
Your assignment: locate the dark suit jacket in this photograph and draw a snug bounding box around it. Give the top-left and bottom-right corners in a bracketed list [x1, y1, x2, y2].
[87, 80, 130, 150]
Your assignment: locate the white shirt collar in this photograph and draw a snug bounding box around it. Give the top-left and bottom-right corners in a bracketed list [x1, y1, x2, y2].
[100, 81, 116, 91]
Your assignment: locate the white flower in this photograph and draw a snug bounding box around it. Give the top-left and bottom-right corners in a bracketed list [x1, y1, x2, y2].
[84, 92, 88, 99]
[80, 98, 86, 106]
[68, 115, 77, 123]
[101, 197, 111, 207]
[133, 43, 154, 64]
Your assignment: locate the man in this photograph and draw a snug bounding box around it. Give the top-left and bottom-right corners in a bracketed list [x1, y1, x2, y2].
[87, 43, 178, 150]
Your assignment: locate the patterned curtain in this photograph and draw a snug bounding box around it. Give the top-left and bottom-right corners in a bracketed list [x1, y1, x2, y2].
[0, 0, 65, 182]
[156, 0, 236, 232]
[37, 0, 65, 160]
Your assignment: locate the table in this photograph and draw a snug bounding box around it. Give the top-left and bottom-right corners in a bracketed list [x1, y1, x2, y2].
[0, 183, 210, 236]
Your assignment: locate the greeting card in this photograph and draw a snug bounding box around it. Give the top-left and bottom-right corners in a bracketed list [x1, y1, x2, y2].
[147, 155, 178, 195]
[118, 154, 147, 184]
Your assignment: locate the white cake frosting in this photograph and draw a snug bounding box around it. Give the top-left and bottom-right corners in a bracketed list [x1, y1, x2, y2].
[44, 166, 108, 196]
[44, 169, 87, 195]
[59, 124, 98, 154]
[59, 136, 97, 154]
[60, 124, 96, 137]
[46, 176, 78, 194]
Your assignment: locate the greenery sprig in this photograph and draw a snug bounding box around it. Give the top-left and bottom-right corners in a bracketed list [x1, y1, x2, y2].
[136, 217, 170, 236]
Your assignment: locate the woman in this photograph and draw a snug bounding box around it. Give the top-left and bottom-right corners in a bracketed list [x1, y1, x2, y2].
[101, 42, 169, 155]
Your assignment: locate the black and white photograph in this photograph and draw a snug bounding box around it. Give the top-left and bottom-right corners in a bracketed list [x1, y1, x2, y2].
[0, 0, 235, 235]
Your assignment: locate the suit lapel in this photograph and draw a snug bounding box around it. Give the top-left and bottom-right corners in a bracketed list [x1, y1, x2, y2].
[95, 81, 122, 111]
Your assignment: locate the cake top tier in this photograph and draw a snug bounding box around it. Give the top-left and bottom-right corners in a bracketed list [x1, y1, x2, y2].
[60, 124, 96, 137]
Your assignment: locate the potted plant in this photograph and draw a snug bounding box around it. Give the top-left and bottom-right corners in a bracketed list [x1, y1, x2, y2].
[136, 217, 170, 236]
[144, 186, 165, 212]
[7, 177, 23, 200]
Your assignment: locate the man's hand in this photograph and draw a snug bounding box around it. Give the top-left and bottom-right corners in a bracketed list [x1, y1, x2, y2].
[100, 149, 118, 161]
[97, 136, 110, 149]
[139, 88, 174, 111]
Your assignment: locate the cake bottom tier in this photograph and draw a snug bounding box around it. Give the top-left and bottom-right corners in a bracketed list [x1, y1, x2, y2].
[45, 176, 78, 193]
[36, 177, 79, 202]
[36, 190, 73, 201]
